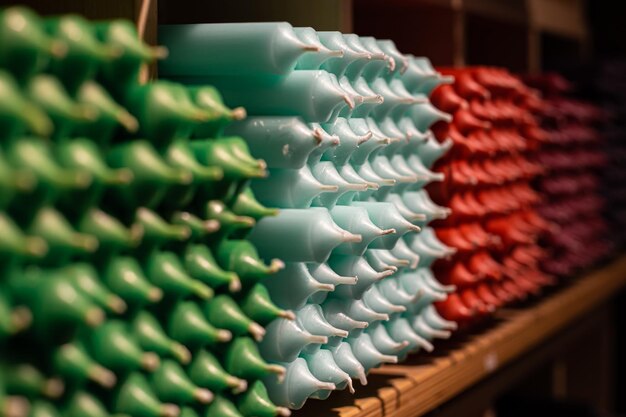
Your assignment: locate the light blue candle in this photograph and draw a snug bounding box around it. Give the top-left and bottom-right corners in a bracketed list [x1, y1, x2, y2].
[259, 317, 327, 362]
[159, 22, 320, 76]
[350, 78, 384, 118]
[262, 262, 334, 310]
[294, 27, 343, 70]
[329, 254, 393, 299]
[400, 55, 438, 93]
[421, 304, 458, 332]
[251, 165, 336, 209]
[415, 136, 454, 168]
[335, 164, 378, 205]
[180, 70, 351, 123]
[307, 122, 339, 164]
[397, 117, 430, 142]
[385, 315, 433, 353]
[367, 321, 409, 355]
[320, 300, 368, 333]
[311, 161, 368, 209]
[321, 118, 371, 166]
[416, 267, 455, 293]
[308, 263, 358, 287]
[317, 31, 369, 77]
[302, 349, 354, 399]
[264, 358, 335, 409]
[327, 342, 367, 385]
[324, 298, 388, 326]
[401, 190, 451, 223]
[296, 304, 348, 339]
[365, 249, 408, 271]
[329, 205, 393, 255]
[362, 286, 406, 314]
[350, 201, 420, 249]
[343, 34, 381, 80]
[248, 208, 361, 262]
[225, 117, 322, 169]
[378, 277, 418, 307]
[390, 239, 420, 269]
[405, 102, 452, 133]
[382, 194, 427, 224]
[377, 40, 409, 75]
[411, 314, 452, 341]
[359, 36, 393, 81]
[347, 333, 397, 372]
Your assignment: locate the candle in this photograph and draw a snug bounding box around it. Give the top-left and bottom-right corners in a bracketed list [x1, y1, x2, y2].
[329, 254, 393, 300]
[113, 373, 180, 417]
[263, 262, 334, 310]
[302, 349, 354, 399]
[347, 333, 397, 372]
[188, 349, 247, 394]
[259, 317, 327, 362]
[329, 205, 394, 255]
[248, 208, 360, 262]
[159, 22, 319, 76]
[327, 342, 367, 385]
[132, 311, 191, 364]
[367, 321, 409, 355]
[294, 27, 343, 70]
[150, 360, 213, 405]
[180, 71, 351, 123]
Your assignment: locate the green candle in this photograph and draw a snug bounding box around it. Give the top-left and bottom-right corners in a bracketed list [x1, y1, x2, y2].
[64, 391, 116, 417]
[159, 22, 318, 76]
[184, 244, 241, 293]
[150, 360, 213, 405]
[28, 401, 61, 417]
[132, 311, 191, 364]
[216, 240, 284, 286]
[114, 373, 180, 417]
[224, 337, 285, 381]
[104, 256, 163, 306]
[202, 295, 265, 341]
[237, 381, 291, 417]
[4, 364, 63, 399]
[187, 85, 246, 138]
[52, 342, 116, 388]
[64, 263, 127, 314]
[206, 396, 245, 417]
[231, 188, 278, 220]
[168, 301, 232, 348]
[187, 349, 247, 394]
[239, 283, 295, 325]
[0, 7, 64, 84]
[84, 320, 160, 373]
[0, 71, 52, 139]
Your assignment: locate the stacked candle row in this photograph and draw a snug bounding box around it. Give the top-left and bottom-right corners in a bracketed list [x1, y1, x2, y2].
[159, 22, 458, 409]
[428, 67, 554, 326]
[0, 7, 299, 417]
[523, 73, 614, 275]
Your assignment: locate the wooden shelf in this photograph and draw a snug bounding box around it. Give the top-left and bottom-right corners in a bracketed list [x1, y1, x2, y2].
[293, 255, 626, 417]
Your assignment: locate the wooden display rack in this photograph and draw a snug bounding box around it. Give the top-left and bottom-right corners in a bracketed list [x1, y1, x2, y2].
[293, 255, 626, 417]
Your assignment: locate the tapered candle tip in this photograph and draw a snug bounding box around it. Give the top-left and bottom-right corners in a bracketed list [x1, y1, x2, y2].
[386, 265, 398, 272]
[355, 320, 368, 329]
[409, 224, 422, 232]
[382, 354, 398, 364]
[194, 388, 214, 404]
[335, 329, 350, 338]
[357, 370, 368, 385]
[228, 276, 242, 293]
[277, 407, 292, 417]
[160, 404, 180, 417]
[118, 110, 139, 132]
[217, 329, 233, 342]
[10, 307, 32, 332]
[85, 308, 105, 327]
[249, 322, 266, 342]
[377, 137, 392, 145]
[268, 258, 285, 273]
[50, 40, 68, 58]
[346, 183, 369, 191]
[148, 287, 163, 302]
[343, 95, 355, 110]
[231, 106, 247, 120]
[358, 131, 373, 145]
[381, 178, 396, 186]
[228, 377, 247, 394]
[141, 352, 160, 371]
[378, 270, 395, 280]
[151, 45, 170, 59]
[107, 296, 127, 314]
[172, 343, 192, 364]
[318, 382, 336, 391]
[312, 128, 324, 145]
[279, 310, 296, 321]
[267, 364, 287, 382]
[4, 396, 29, 417]
[42, 378, 64, 398]
[377, 313, 391, 321]
[320, 184, 340, 192]
[366, 182, 380, 190]
[90, 366, 117, 388]
[363, 95, 384, 104]
[303, 44, 320, 52]
[380, 228, 396, 236]
[330, 134, 340, 146]
[203, 219, 221, 233]
[328, 49, 344, 57]
[316, 283, 335, 292]
[341, 232, 362, 243]
[194, 283, 214, 299]
[421, 340, 435, 352]
[308, 334, 329, 344]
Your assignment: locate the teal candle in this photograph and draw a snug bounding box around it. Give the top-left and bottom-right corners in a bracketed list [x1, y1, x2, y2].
[323, 298, 388, 326]
[320, 299, 368, 333]
[306, 122, 339, 164]
[264, 358, 335, 409]
[350, 201, 420, 249]
[347, 333, 397, 372]
[294, 27, 343, 70]
[248, 208, 361, 262]
[390, 239, 420, 269]
[385, 315, 434, 353]
[311, 162, 367, 208]
[327, 342, 367, 385]
[362, 286, 406, 315]
[321, 117, 371, 166]
[295, 304, 348, 338]
[367, 321, 409, 355]
[302, 349, 353, 399]
[350, 78, 385, 118]
[365, 249, 409, 271]
[251, 165, 337, 209]
[329, 254, 393, 299]
[159, 22, 319, 76]
[225, 117, 322, 169]
[377, 277, 418, 307]
[411, 314, 452, 341]
[406, 101, 452, 132]
[400, 55, 438, 94]
[262, 262, 334, 310]
[343, 35, 381, 81]
[317, 31, 369, 77]
[422, 304, 458, 332]
[359, 36, 393, 81]
[177, 70, 351, 123]
[329, 205, 393, 255]
[377, 40, 408, 75]
[382, 194, 427, 225]
[259, 317, 327, 362]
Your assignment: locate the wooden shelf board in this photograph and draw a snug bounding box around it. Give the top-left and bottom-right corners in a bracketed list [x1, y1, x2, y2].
[527, 0, 588, 40]
[293, 255, 626, 417]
